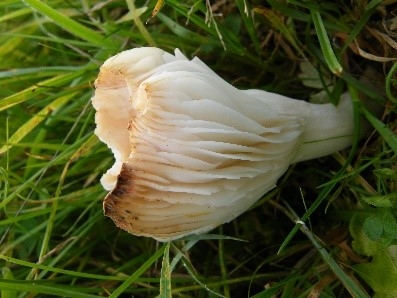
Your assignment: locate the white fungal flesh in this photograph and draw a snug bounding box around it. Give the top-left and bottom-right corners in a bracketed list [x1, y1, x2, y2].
[91, 47, 355, 241]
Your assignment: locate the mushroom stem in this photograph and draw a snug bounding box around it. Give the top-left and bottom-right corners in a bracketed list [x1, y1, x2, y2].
[245, 90, 355, 163]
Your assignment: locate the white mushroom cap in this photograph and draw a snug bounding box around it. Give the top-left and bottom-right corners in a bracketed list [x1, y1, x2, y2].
[91, 47, 353, 241]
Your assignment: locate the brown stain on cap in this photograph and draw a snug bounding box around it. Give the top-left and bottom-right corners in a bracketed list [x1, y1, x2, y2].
[95, 68, 126, 89]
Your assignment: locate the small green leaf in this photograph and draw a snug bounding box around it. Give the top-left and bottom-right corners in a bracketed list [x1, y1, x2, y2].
[382, 211, 397, 240]
[363, 216, 383, 241]
[374, 168, 397, 180]
[351, 214, 397, 298]
[355, 245, 397, 298]
[361, 195, 394, 208]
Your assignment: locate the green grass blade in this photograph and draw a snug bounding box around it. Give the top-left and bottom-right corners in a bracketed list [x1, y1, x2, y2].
[341, 72, 384, 101]
[126, 0, 156, 46]
[0, 7, 31, 23]
[0, 92, 75, 154]
[218, 233, 230, 297]
[0, 70, 86, 112]
[0, 66, 81, 79]
[156, 12, 207, 44]
[0, 254, 124, 281]
[159, 242, 171, 298]
[267, 0, 310, 22]
[0, 25, 36, 58]
[386, 62, 397, 104]
[253, 6, 305, 57]
[0, 279, 101, 298]
[235, 0, 261, 56]
[310, 10, 343, 75]
[108, 245, 166, 298]
[338, 0, 383, 57]
[179, 253, 225, 297]
[361, 106, 397, 154]
[21, 0, 113, 48]
[1, 267, 16, 298]
[296, 220, 370, 298]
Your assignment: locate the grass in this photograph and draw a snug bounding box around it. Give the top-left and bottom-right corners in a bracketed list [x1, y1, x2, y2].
[0, 0, 396, 297]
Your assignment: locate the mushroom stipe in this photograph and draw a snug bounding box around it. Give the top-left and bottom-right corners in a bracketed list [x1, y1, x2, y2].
[91, 47, 355, 241]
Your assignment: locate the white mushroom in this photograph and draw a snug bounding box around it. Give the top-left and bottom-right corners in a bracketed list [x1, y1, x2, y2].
[91, 47, 355, 241]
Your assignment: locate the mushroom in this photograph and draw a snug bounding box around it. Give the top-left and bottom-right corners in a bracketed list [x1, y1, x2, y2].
[91, 47, 355, 242]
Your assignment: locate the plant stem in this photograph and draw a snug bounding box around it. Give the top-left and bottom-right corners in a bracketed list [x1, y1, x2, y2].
[126, 0, 156, 47]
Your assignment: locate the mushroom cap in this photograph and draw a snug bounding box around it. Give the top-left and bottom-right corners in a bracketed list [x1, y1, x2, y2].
[92, 47, 303, 241]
